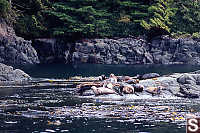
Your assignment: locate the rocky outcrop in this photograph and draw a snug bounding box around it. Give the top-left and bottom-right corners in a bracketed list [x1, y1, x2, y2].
[150, 36, 200, 65]
[33, 36, 200, 65]
[72, 38, 149, 64]
[138, 71, 200, 98]
[0, 19, 39, 66]
[141, 73, 160, 80]
[0, 63, 30, 81]
[72, 37, 200, 65]
[73, 70, 200, 99]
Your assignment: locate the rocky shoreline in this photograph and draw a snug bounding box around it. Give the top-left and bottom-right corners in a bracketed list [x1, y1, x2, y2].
[1, 18, 200, 66]
[33, 37, 200, 65]
[0, 62, 200, 99]
[1, 18, 200, 99]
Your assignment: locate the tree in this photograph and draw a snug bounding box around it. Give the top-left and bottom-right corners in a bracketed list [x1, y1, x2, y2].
[0, 0, 11, 17]
[13, 0, 49, 39]
[171, 0, 200, 34]
[11, 0, 150, 39]
[0, 0, 15, 24]
[43, 1, 112, 39]
[140, 0, 176, 36]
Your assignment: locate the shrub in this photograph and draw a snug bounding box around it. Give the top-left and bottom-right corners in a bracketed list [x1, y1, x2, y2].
[171, 32, 191, 39]
[192, 32, 200, 39]
[0, 0, 11, 18]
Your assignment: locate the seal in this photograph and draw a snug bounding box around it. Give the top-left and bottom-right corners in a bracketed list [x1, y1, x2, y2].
[91, 86, 117, 95]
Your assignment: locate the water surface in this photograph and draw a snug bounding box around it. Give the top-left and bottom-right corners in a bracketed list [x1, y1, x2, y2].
[1, 64, 200, 133]
[20, 64, 200, 78]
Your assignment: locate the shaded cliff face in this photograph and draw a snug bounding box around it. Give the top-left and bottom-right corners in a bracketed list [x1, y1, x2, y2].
[73, 37, 200, 65]
[32, 39, 73, 64]
[0, 19, 39, 66]
[33, 36, 200, 65]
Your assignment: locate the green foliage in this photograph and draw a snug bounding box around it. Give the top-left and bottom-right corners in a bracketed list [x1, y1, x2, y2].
[0, 0, 14, 23]
[192, 32, 200, 39]
[172, 32, 200, 40]
[0, 0, 10, 17]
[13, 0, 148, 39]
[15, 14, 47, 38]
[171, 0, 200, 34]
[141, 0, 176, 33]
[4, 0, 199, 40]
[171, 32, 191, 39]
[13, 0, 48, 39]
[44, 2, 110, 38]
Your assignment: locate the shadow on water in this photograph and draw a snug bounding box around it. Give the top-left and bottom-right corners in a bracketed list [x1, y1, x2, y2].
[19, 63, 200, 78]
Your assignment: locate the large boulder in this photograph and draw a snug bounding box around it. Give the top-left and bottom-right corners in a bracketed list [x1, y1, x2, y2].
[138, 72, 200, 99]
[0, 63, 30, 81]
[177, 74, 200, 85]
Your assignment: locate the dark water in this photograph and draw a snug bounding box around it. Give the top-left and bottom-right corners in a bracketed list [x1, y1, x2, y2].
[1, 64, 200, 133]
[20, 64, 200, 78]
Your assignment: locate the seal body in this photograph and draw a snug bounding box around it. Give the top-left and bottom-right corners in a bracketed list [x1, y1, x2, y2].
[91, 86, 117, 95]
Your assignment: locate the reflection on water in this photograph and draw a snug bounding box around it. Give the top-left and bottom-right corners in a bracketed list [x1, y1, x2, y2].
[19, 64, 200, 78]
[0, 86, 200, 133]
[1, 64, 200, 133]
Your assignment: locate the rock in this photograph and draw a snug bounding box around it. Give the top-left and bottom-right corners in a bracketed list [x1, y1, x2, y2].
[0, 37, 39, 65]
[29, 35, 200, 65]
[144, 52, 154, 64]
[0, 63, 30, 81]
[0, 19, 39, 66]
[70, 36, 200, 65]
[180, 85, 199, 98]
[177, 74, 200, 85]
[142, 73, 160, 80]
[32, 39, 71, 63]
[190, 70, 200, 74]
[64, 50, 70, 63]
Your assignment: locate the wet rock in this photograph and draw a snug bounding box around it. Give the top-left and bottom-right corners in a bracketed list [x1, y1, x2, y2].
[0, 63, 30, 81]
[142, 73, 160, 80]
[180, 85, 199, 98]
[177, 74, 200, 85]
